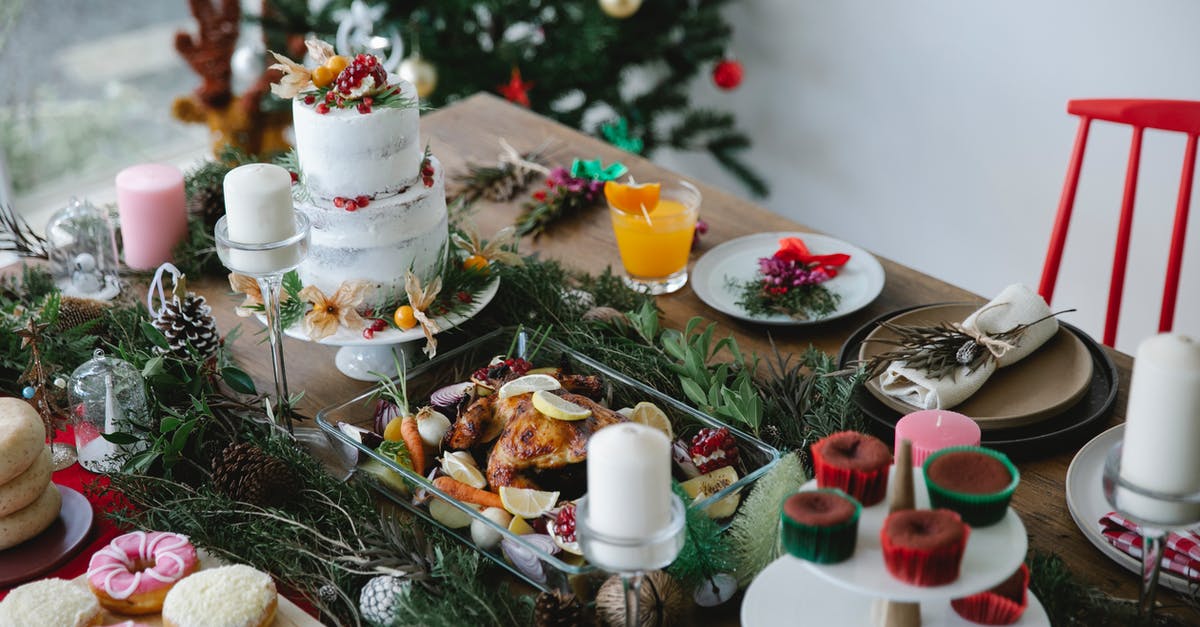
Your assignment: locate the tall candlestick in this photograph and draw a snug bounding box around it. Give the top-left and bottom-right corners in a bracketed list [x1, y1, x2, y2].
[894, 410, 981, 467]
[587, 423, 672, 538]
[115, 163, 188, 270]
[222, 164, 299, 273]
[1118, 334, 1200, 525]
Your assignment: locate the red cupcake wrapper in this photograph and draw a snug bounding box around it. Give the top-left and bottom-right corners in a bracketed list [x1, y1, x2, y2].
[879, 514, 970, 586]
[951, 564, 1030, 625]
[811, 444, 889, 506]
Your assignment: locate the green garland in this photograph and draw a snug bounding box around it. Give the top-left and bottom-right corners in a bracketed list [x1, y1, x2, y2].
[2, 238, 1197, 624]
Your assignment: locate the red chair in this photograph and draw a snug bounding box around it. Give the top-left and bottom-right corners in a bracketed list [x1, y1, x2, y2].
[1039, 98, 1200, 346]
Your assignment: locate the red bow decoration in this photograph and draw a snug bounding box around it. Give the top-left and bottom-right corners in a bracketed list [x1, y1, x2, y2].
[774, 237, 851, 278]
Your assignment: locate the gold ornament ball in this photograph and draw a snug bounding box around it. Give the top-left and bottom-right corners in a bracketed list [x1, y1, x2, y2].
[599, 0, 643, 19]
[398, 55, 438, 99]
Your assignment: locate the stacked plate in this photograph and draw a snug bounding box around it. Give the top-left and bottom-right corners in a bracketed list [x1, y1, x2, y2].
[838, 304, 1119, 457]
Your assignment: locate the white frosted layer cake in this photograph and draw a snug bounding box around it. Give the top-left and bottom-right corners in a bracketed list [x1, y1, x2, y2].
[298, 157, 448, 297]
[292, 79, 422, 199]
[289, 74, 449, 300]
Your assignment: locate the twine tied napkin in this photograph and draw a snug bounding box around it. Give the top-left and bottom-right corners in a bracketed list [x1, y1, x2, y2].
[879, 284, 1059, 409]
[1099, 512, 1200, 581]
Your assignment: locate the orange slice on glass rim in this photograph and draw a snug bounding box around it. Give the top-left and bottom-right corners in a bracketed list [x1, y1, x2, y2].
[604, 180, 661, 214]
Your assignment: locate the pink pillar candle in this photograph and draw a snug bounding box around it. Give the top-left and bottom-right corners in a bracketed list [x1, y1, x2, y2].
[894, 410, 981, 466]
[115, 164, 188, 270]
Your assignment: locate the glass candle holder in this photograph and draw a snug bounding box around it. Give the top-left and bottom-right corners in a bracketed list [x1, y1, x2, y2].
[68, 350, 149, 472]
[1103, 440, 1200, 624]
[45, 198, 120, 301]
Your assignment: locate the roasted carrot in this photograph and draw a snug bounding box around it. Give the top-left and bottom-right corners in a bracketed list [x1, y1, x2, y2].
[400, 415, 425, 475]
[433, 476, 504, 510]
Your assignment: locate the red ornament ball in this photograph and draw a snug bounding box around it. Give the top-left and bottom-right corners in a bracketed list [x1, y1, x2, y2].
[712, 58, 744, 91]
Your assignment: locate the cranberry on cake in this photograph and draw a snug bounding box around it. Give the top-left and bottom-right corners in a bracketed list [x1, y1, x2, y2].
[811, 431, 893, 506]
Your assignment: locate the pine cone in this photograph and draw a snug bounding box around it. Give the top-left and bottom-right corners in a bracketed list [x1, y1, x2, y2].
[187, 182, 226, 229]
[152, 292, 219, 358]
[56, 296, 108, 331]
[535, 589, 591, 627]
[210, 442, 294, 507]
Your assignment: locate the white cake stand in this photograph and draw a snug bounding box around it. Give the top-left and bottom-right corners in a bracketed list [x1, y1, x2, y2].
[741, 470, 1048, 626]
[266, 278, 499, 380]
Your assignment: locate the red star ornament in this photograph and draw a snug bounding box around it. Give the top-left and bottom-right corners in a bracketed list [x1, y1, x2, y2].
[498, 67, 534, 107]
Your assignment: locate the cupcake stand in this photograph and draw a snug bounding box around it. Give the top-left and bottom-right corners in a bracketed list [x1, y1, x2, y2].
[742, 466, 1050, 626]
[276, 278, 499, 381]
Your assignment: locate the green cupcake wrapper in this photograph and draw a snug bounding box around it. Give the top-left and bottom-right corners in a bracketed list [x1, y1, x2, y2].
[923, 446, 1020, 527]
[780, 488, 862, 564]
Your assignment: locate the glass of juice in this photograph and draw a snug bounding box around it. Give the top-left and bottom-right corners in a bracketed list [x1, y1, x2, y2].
[608, 180, 700, 294]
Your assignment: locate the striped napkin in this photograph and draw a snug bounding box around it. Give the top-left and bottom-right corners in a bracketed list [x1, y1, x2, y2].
[1099, 512, 1200, 581]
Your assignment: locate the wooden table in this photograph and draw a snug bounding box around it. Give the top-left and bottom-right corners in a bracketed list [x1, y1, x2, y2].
[197, 93, 1153, 622]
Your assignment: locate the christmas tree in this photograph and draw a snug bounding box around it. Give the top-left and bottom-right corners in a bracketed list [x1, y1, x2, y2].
[258, 0, 766, 195]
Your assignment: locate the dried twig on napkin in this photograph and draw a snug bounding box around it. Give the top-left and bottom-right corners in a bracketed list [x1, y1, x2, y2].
[863, 310, 1072, 380]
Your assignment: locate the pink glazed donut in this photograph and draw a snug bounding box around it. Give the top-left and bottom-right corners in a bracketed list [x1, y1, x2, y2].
[86, 531, 198, 615]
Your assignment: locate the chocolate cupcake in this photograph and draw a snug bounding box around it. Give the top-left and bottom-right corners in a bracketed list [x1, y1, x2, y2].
[780, 489, 862, 564]
[923, 446, 1019, 526]
[880, 509, 969, 586]
[811, 431, 892, 506]
[951, 563, 1030, 625]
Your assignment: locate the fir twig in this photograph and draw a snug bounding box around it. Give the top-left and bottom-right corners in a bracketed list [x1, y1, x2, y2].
[727, 275, 839, 321]
[450, 142, 549, 203]
[0, 203, 48, 259]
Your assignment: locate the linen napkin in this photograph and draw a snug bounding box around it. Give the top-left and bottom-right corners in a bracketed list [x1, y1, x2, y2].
[878, 283, 1057, 410]
[880, 360, 998, 410]
[961, 284, 1059, 368]
[1099, 512, 1200, 581]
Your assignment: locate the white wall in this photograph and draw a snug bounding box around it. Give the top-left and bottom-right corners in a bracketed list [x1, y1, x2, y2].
[658, 0, 1200, 353]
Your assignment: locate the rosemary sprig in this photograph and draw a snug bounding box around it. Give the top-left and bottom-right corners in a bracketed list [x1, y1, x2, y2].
[863, 310, 1073, 380]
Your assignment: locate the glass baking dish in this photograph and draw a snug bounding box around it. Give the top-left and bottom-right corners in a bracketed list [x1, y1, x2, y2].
[316, 327, 781, 591]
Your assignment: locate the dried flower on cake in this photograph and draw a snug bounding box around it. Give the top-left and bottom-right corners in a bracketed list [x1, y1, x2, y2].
[404, 271, 443, 358]
[299, 280, 371, 340]
[268, 51, 313, 99]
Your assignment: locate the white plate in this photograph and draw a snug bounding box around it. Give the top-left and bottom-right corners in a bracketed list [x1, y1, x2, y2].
[743, 554, 1050, 627]
[1064, 423, 1197, 594]
[690, 232, 885, 325]
[274, 277, 499, 346]
[801, 472, 1028, 601]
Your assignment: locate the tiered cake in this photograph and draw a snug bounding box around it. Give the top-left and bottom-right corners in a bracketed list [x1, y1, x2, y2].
[287, 54, 448, 298]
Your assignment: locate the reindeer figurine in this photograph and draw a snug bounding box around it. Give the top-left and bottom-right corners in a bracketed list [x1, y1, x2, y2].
[172, 0, 293, 158]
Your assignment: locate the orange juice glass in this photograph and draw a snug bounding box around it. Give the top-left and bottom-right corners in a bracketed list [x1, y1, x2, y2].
[608, 181, 700, 294]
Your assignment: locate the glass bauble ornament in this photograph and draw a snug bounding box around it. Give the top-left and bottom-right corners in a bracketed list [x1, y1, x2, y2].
[45, 198, 120, 300]
[68, 350, 149, 472]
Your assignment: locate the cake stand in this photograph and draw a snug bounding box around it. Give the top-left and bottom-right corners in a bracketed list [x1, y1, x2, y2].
[741, 469, 1050, 627]
[274, 277, 499, 380]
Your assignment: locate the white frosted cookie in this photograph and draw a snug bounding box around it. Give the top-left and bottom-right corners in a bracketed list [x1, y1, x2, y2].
[0, 397, 46, 484]
[162, 564, 277, 627]
[0, 578, 101, 627]
[0, 445, 52, 516]
[0, 482, 62, 550]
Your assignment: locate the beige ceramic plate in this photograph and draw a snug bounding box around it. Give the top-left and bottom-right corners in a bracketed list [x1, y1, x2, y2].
[858, 303, 1093, 429]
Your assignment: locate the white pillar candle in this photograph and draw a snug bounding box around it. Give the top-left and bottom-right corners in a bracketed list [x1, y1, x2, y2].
[587, 422, 672, 535]
[222, 164, 299, 273]
[1117, 334, 1200, 525]
[585, 423, 673, 570]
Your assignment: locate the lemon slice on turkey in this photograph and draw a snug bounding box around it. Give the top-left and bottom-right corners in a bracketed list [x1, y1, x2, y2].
[441, 451, 486, 489]
[499, 486, 561, 518]
[497, 374, 562, 400]
[531, 390, 592, 421]
[627, 401, 673, 439]
[508, 515, 536, 535]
